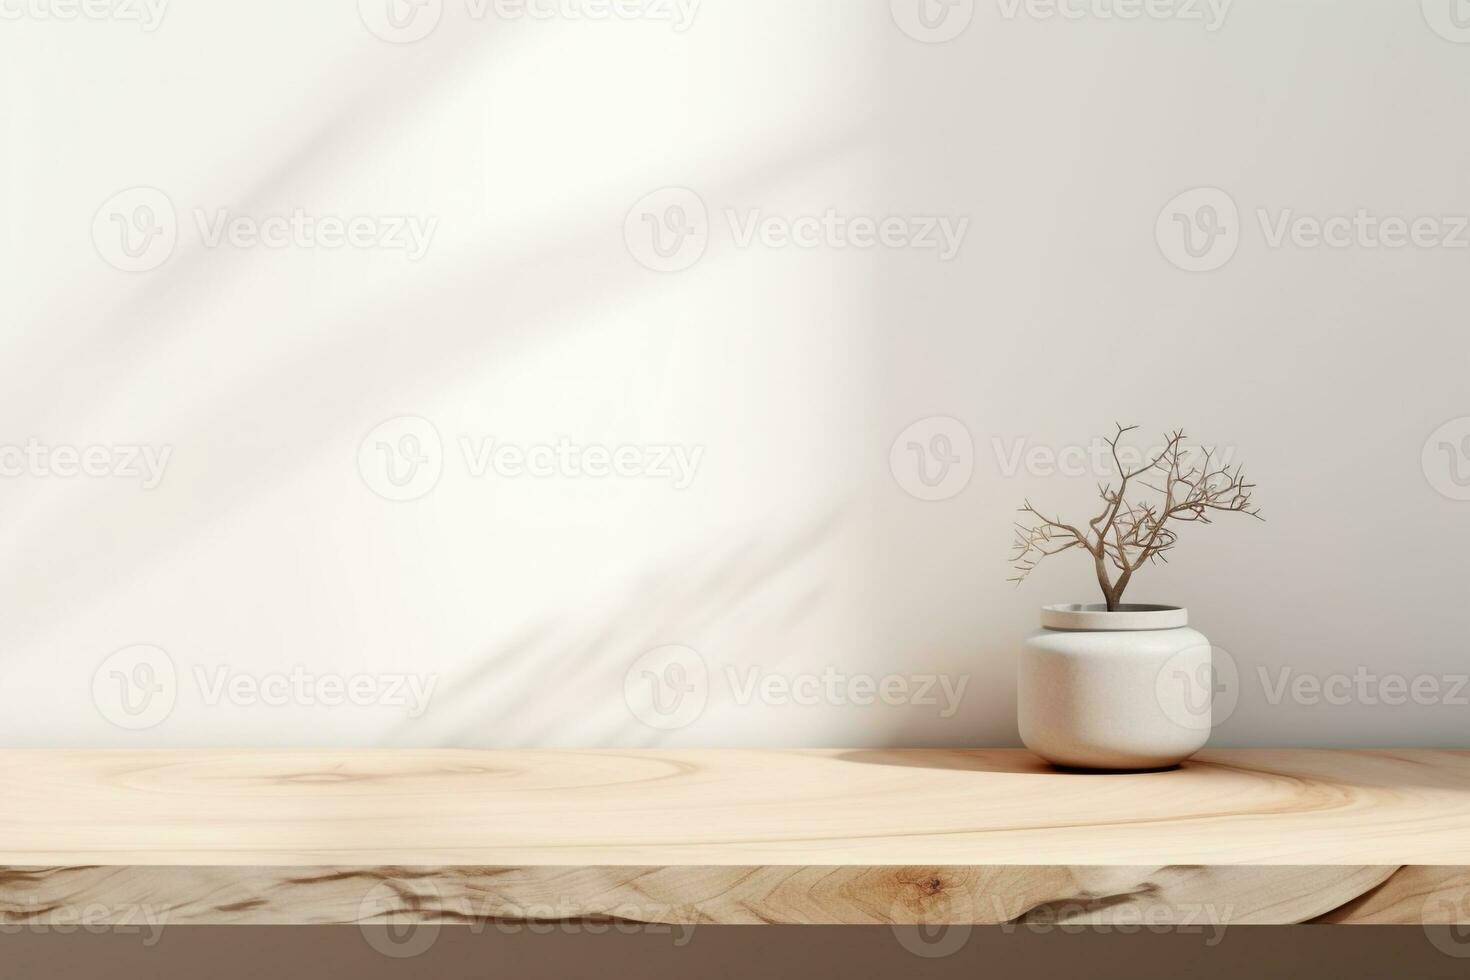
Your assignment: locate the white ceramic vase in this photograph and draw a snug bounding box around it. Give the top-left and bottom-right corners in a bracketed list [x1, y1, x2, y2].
[1018, 603, 1213, 771]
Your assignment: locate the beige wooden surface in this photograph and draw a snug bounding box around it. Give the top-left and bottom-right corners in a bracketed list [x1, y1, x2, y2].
[1, 749, 1468, 924]
[3, 748, 1467, 865]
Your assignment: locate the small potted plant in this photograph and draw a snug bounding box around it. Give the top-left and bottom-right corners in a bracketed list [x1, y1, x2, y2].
[1010, 425, 1261, 770]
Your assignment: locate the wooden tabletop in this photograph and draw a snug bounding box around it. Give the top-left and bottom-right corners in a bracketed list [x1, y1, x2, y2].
[2, 748, 1468, 925]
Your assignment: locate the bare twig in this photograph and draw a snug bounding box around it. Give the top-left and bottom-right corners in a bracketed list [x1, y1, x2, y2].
[1010, 425, 1262, 610]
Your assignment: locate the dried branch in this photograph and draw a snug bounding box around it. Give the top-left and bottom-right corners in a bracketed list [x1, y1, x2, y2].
[1010, 425, 1262, 610]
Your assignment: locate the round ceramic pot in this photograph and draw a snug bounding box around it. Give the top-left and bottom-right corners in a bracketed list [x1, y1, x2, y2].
[1018, 604, 1212, 771]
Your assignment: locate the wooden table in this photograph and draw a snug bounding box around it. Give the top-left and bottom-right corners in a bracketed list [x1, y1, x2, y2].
[2, 749, 1468, 925]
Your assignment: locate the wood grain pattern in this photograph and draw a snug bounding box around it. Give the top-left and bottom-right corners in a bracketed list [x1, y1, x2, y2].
[1, 749, 1468, 925]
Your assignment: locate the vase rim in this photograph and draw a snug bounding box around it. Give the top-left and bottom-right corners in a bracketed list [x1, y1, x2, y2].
[1039, 603, 1188, 631]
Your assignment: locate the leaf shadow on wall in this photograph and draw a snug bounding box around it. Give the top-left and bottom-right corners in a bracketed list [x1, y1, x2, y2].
[387, 508, 844, 747]
[0, 28, 872, 668]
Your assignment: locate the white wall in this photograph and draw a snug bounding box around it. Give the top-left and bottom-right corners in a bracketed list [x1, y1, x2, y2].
[1, 0, 1467, 748]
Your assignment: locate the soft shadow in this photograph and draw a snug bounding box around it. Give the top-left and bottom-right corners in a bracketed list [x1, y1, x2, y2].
[387, 507, 845, 747]
[834, 748, 1051, 774]
[838, 749, 1470, 792]
[835, 748, 1200, 776]
[0, 109, 870, 659]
